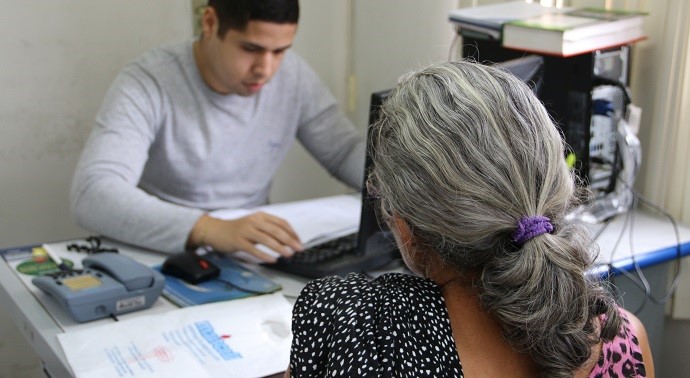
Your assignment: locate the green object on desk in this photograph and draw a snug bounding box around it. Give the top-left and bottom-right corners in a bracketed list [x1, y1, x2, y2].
[16, 257, 75, 276]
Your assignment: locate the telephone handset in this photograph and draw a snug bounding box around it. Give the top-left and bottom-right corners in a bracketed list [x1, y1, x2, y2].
[32, 252, 165, 322]
[83, 253, 155, 291]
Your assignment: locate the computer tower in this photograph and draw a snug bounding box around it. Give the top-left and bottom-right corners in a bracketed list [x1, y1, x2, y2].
[461, 36, 631, 188]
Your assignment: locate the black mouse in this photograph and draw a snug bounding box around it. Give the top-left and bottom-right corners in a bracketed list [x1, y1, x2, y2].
[161, 252, 220, 284]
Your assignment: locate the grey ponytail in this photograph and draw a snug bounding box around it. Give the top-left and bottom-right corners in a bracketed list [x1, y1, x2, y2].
[369, 61, 621, 377]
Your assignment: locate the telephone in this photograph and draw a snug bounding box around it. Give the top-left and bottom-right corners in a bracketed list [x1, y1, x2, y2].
[32, 252, 165, 322]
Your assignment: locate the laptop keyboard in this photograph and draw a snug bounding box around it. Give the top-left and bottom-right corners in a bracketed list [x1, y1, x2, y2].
[266, 232, 397, 278]
[282, 233, 358, 265]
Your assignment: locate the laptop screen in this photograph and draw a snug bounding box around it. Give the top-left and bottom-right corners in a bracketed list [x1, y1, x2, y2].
[355, 90, 398, 259]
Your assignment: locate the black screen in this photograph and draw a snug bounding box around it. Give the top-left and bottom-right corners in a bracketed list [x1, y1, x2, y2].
[355, 90, 398, 259]
[495, 55, 545, 96]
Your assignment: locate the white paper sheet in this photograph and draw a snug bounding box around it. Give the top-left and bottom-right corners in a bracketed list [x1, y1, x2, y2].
[57, 293, 293, 378]
[210, 194, 361, 261]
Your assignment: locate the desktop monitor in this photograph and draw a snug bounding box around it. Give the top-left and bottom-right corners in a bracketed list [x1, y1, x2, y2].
[494, 54, 545, 96]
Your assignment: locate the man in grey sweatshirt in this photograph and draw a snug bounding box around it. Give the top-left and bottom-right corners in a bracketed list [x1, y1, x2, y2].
[70, 0, 364, 262]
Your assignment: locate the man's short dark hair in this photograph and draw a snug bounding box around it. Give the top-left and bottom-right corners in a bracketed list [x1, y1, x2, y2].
[207, 0, 299, 37]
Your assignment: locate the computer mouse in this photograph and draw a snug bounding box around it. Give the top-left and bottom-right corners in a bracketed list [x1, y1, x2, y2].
[161, 252, 220, 284]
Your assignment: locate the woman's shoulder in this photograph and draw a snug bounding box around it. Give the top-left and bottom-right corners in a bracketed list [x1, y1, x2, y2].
[293, 272, 446, 327]
[297, 273, 440, 305]
[290, 273, 462, 377]
[588, 306, 653, 378]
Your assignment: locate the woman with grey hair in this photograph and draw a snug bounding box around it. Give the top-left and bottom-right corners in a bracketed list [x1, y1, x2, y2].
[285, 61, 653, 377]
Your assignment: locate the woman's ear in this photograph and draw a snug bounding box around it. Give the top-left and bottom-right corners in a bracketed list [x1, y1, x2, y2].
[390, 215, 414, 249]
[390, 214, 424, 275]
[390, 215, 444, 278]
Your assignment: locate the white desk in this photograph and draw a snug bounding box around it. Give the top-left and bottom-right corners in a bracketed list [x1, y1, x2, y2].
[1, 209, 689, 377]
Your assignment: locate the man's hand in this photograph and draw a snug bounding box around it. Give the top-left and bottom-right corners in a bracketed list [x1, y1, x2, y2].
[187, 212, 303, 263]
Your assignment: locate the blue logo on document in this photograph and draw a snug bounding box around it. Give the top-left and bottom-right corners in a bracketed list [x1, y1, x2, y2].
[195, 321, 243, 360]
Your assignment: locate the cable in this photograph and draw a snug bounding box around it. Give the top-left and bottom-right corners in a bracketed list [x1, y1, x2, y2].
[591, 76, 632, 110]
[602, 183, 683, 314]
[589, 146, 682, 313]
[66, 235, 119, 255]
[627, 187, 682, 305]
[591, 216, 613, 242]
[606, 196, 650, 314]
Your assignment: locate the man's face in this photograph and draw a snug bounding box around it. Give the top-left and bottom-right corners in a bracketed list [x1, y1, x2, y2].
[196, 10, 297, 96]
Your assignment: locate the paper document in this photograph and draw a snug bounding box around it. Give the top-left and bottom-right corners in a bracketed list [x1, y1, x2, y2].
[57, 293, 293, 378]
[211, 194, 361, 260]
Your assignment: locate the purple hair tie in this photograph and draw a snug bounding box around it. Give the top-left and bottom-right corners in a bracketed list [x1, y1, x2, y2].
[512, 215, 553, 245]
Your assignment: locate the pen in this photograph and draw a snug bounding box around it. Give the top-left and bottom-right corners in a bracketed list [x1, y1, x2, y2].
[42, 243, 70, 271]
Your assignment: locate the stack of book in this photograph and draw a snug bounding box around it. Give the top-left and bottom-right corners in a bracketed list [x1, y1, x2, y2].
[449, 1, 647, 57]
[448, 1, 557, 41]
[503, 7, 647, 56]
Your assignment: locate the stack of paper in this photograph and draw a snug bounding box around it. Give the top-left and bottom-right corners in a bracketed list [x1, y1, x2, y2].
[210, 194, 361, 260]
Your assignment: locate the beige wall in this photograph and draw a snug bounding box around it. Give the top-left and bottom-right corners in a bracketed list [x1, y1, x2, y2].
[270, 0, 354, 203]
[0, 2, 193, 376]
[623, 0, 690, 319]
[0, 0, 193, 249]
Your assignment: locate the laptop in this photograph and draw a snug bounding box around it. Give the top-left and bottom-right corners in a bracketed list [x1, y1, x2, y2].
[266, 90, 399, 278]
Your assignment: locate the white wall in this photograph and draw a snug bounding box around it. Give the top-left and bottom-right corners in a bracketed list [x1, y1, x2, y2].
[351, 0, 458, 129]
[0, 1, 193, 249]
[273, 0, 458, 202]
[270, 0, 353, 203]
[0, 1, 193, 376]
[0, 0, 459, 252]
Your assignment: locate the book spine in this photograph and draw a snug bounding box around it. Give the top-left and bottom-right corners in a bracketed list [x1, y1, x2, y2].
[564, 28, 645, 57]
[503, 24, 565, 55]
[564, 16, 643, 41]
[503, 23, 645, 57]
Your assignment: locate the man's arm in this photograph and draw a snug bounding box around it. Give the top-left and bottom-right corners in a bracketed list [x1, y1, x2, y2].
[70, 69, 203, 253]
[297, 105, 366, 189]
[71, 68, 302, 259]
[291, 55, 366, 189]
